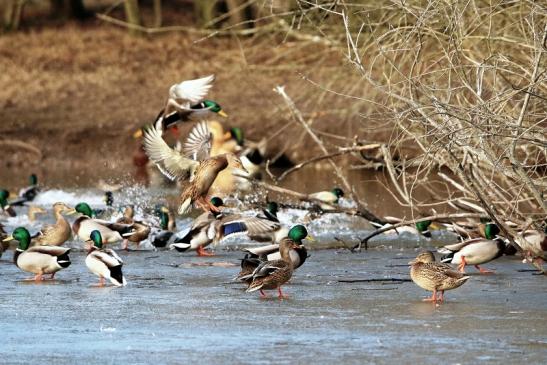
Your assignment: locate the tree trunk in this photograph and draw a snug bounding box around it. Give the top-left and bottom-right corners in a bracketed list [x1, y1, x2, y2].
[153, 0, 161, 28]
[123, 0, 141, 35]
[193, 0, 216, 27]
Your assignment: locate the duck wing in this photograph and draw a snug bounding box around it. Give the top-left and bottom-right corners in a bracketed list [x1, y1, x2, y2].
[143, 123, 199, 181]
[218, 215, 281, 240]
[183, 121, 212, 161]
[169, 75, 215, 107]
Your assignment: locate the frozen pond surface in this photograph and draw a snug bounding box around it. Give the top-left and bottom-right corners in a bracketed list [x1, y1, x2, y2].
[1, 248, 546, 364]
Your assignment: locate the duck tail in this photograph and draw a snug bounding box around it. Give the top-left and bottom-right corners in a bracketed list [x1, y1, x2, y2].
[56, 252, 71, 268]
[108, 265, 126, 286]
[440, 252, 454, 263]
[178, 197, 192, 215]
[169, 243, 191, 252]
[437, 247, 452, 255]
[246, 281, 263, 293]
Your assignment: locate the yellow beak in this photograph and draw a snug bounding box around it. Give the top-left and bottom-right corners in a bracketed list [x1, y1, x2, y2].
[218, 110, 228, 118]
[66, 209, 77, 215]
[3, 235, 13, 242]
[306, 235, 316, 242]
[132, 129, 143, 139]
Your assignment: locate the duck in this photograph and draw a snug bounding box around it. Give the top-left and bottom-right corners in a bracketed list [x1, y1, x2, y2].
[116, 205, 151, 250]
[169, 197, 281, 256]
[0, 189, 17, 217]
[309, 187, 345, 210]
[162, 75, 227, 123]
[240, 235, 303, 299]
[85, 230, 127, 287]
[20, 174, 40, 201]
[132, 76, 228, 140]
[208, 123, 252, 195]
[247, 201, 289, 243]
[514, 227, 547, 266]
[409, 251, 470, 303]
[371, 219, 433, 238]
[27, 205, 47, 222]
[236, 224, 312, 284]
[0, 223, 9, 258]
[439, 223, 507, 273]
[32, 202, 73, 246]
[149, 207, 177, 248]
[143, 121, 247, 214]
[4, 227, 71, 281]
[71, 202, 134, 245]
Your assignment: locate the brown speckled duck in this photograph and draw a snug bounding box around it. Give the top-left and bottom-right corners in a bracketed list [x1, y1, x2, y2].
[116, 205, 151, 250]
[409, 251, 470, 303]
[143, 121, 247, 215]
[33, 202, 73, 246]
[241, 228, 309, 299]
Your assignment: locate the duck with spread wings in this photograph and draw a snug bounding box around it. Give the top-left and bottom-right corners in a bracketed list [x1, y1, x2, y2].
[143, 121, 247, 215]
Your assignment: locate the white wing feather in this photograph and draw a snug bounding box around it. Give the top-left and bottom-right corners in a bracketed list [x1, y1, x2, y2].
[169, 75, 215, 106]
[183, 121, 212, 161]
[143, 123, 198, 181]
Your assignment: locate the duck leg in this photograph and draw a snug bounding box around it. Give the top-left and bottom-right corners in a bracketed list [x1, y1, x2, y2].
[49, 272, 56, 280]
[422, 289, 437, 302]
[259, 289, 268, 298]
[24, 274, 44, 281]
[122, 239, 129, 251]
[277, 287, 289, 299]
[438, 290, 445, 303]
[475, 265, 495, 274]
[196, 245, 215, 257]
[92, 277, 106, 287]
[195, 197, 210, 213]
[458, 256, 467, 273]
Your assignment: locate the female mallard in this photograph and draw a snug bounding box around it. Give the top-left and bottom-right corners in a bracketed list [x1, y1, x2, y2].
[86, 230, 127, 287]
[27, 205, 47, 222]
[309, 187, 344, 210]
[515, 228, 547, 266]
[32, 202, 73, 246]
[241, 236, 303, 299]
[143, 121, 247, 214]
[439, 224, 506, 273]
[116, 205, 151, 250]
[4, 227, 71, 281]
[71, 202, 134, 245]
[169, 197, 280, 256]
[236, 225, 312, 284]
[409, 251, 470, 303]
[0, 223, 9, 258]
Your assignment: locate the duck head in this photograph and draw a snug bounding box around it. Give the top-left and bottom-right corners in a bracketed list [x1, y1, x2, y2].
[4, 227, 31, 250]
[90, 230, 103, 250]
[191, 100, 227, 118]
[409, 251, 435, 265]
[288, 225, 314, 243]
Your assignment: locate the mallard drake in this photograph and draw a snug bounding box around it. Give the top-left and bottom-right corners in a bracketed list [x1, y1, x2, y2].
[371, 219, 433, 238]
[4, 227, 71, 281]
[409, 251, 470, 303]
[169, 197, 280, 256]
[246, 202, 289, 243]
[149, 207, 177, 248]
[0, 189, 17, 217]
[143, 121, 247, 214]
[439, 227, 507, 274]
[236, 224, 312, 284]
[309, 187, 344, 210]
[86, 230, 127, 287]
[133, 75, 227, 139]
[241, 235, 303, 299]
[32, 202, 73, 246]
[18, 174, 40, 202]
[71, 202, 134, 245]
[116, 205, 151, 250]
